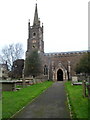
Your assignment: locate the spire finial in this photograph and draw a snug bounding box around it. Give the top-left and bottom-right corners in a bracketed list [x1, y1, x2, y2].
[36, 0, 37, 5]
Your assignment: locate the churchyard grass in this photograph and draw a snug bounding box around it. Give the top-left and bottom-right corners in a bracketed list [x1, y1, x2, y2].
[2, 81, 53, 119]
[0, 100, 2, 120]
[65, 81, 88, 119]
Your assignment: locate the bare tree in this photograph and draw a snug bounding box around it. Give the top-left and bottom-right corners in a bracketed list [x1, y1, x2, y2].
[0, 43, 24, 70]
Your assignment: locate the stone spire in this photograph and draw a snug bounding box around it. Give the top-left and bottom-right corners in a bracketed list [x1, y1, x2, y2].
[33, 3, 39, 26]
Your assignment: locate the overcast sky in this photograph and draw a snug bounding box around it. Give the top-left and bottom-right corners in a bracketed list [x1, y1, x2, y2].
[0, 0, 88, 58]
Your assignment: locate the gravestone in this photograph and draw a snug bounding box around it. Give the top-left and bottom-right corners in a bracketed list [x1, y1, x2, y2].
[72, 76, 78, 83]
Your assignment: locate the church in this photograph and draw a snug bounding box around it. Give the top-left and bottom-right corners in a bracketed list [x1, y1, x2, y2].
[25, 3, 86, 81]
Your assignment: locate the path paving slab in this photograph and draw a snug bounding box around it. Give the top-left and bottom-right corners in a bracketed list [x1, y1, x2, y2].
[14, 82, 70, 118]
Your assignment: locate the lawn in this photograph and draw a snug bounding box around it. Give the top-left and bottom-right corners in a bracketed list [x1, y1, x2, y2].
[0, 100, 2, 120]
[65, 81, 88, 119]
[2, 81, 53, 119]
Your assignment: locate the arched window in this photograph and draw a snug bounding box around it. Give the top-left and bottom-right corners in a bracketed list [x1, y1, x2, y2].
[44, 65, 48, 75]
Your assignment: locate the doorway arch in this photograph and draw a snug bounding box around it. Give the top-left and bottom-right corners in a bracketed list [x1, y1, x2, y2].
[57, 69, 63, 81]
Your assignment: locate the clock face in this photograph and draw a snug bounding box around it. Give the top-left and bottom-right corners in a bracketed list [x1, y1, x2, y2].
[32, 40, 36, 43]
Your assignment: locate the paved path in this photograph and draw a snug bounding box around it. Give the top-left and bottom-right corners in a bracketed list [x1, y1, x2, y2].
[14, 82, 70, 118]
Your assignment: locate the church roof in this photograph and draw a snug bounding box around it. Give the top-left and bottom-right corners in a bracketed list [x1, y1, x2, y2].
[44, 50, 88, 56]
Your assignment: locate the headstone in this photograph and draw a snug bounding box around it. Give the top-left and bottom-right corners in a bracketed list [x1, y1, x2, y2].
[33, 79, 36, 84]
[72, 76, 78, 83]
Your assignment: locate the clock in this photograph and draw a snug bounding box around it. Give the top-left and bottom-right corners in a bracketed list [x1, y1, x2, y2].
[32, 40, 36, 43]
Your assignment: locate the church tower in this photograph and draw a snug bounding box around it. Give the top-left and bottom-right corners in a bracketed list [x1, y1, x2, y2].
[26, 3, 44, 57]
